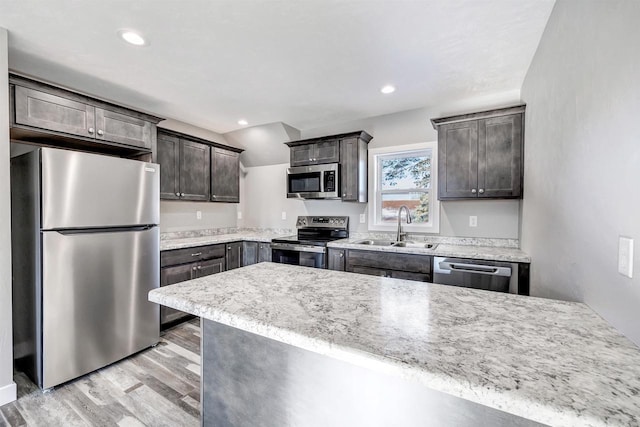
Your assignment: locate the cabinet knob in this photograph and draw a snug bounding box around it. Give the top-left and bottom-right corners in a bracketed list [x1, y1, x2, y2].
[339, 253, 344, 258]
[181, 193, 185, 197]
[176, 192, 180, 196]
[479, 188, 485, 194]
[88, 127, 95, 134]
[192, 266, 197, 271]
[212, 195, 217, 198]
[197, 266, 202, 270]
[343, 193, 346, 197]
[309, 158, 313, 162]
[227, 247, 231, 250]
[97, 129, 104, 136]
[471, 189, 477, 194]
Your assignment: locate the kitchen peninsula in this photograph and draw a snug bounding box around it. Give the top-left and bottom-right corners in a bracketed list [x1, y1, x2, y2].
[149, 263, 640, 427]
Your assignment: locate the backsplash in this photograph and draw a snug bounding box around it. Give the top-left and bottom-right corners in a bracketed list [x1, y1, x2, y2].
[161, 227, 295, 241]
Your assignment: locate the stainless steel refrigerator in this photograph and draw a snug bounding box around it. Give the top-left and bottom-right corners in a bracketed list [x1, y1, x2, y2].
[11, 147, 160, 390]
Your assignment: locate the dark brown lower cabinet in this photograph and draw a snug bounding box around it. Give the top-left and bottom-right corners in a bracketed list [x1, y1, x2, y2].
[226, 242, 242, 270]
[258, 243, 272, 263]
[243, 242, 273, 266]
[160, 244, 226, 328]
[345, 250, 432, 282]
[327, 249, 345, 271]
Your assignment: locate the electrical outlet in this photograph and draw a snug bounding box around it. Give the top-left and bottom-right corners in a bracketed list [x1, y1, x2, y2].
[196, 210, 202, 220]
[359, 214, 366, 224]
[618, 236, 634, 278]
[281, 211, 287, 220]
[237, 211, 242, 220]
[469, 216, 478, 227]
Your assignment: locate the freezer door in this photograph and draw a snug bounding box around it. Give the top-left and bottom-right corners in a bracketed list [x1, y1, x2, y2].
[41, 227, 159, 389]
[41, 148, 159, 229]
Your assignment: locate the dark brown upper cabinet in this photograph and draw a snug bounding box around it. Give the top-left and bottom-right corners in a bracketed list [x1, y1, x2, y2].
[285, 131, 372, 202]
[10, 74, 162, 156]
[289, 139, 340, 166]
[211, 148, 240, 203]
[431, 105, 525, 200]
[157, 129, 243, 203]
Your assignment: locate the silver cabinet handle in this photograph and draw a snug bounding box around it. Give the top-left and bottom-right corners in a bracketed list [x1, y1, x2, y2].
[197, 266, 202, 270]
[343, 193, 346, 197]
[191, 252, 202, 257]
[339, 253, 344, 258]
[97, 129, 104, 136]
[192, 266, 197, 271]
[175, 192, 180, 196]
[88, 127, 95, 134]
[227, 247, 231, 250]
[471, 189, 477, 194]
[479, 189, 485, 194]
[212, 195, 217, 198]
[181, 193, 185, 197]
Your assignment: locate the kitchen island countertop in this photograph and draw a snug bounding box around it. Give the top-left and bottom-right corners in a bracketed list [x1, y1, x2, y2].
[149, 262, 640, 427]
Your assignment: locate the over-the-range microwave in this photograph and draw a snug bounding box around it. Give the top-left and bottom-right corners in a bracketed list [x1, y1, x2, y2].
[287, 163, 339, 199]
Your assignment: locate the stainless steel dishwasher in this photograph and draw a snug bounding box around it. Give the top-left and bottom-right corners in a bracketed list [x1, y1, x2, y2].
[433, 257, 518, 293]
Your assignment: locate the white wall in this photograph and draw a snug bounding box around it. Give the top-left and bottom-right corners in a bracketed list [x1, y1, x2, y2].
[240, 91, 522, 239]
[0, 27, 17, 406]
[521, 0, 640, 345]
[157, 119, 239, 232]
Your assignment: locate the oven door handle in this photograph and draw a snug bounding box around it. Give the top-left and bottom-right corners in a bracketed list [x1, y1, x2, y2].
[271, 243, 326, 254]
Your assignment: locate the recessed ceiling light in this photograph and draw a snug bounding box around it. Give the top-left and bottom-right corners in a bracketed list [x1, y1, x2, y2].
[238, 119, 248, 126]
[118, 30, 147, 46]
[380, 85, 396, 94]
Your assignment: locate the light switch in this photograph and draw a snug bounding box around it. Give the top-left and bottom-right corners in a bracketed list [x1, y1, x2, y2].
[469, 216, 478, 227]
[237, 211, 242, 220]
[281, 211, 287, 220]
[618, 236, 634, 278]
[196, 210, 202, 220]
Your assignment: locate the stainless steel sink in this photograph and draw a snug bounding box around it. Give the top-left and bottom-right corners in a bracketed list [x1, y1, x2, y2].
[353, 239, 395, 246]
[392, 241, 438, 249]
[353, 239, 438, 249]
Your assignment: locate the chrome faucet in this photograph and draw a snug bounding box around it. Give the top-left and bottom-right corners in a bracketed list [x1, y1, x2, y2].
[396, 205, 412, 242]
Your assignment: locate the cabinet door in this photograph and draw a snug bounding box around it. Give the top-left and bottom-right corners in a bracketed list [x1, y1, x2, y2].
[477, 114, 523, 198]
[197, 258, 226, 277]
[327, 249, 345, 271]
[157, 133, 181, 200]
[258, 243, 272, 263]
[226, 242, 242, 270]
[95, 108, 152, 149]
[314, 140, 340, 164]
[349, 265, 389, 277]
[179, 139, 211, 201]
[340, 137, 358, 201]
[14, 85, 96, 139]
[290, 145, 315, 166]
[438, 121, 479, 200]
[160, 263, 196, 325]
[211, 148, 240, 203]
[242, 242, 258, 266]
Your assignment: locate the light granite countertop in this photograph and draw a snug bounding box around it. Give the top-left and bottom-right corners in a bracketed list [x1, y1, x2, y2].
[149, 263, 640, 427]
[328, 238, 531, 263]
[160, 231, 289, 251]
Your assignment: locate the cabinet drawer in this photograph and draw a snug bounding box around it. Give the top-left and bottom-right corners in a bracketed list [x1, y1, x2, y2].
[347, 250, 432, 274]
[161, 244, 225, 267]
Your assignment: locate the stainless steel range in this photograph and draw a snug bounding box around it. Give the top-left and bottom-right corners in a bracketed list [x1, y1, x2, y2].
[271, 216, 349, 268]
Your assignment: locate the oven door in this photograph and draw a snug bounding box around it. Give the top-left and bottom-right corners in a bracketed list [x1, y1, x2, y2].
[271, 243, 326, 268]
[287, 164, 339, 199]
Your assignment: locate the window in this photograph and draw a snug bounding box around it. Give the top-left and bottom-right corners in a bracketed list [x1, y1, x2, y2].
[368, 142, 439, 232]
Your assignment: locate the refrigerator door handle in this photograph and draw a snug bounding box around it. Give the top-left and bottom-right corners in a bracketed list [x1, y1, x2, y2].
[54, 225, 156, 235]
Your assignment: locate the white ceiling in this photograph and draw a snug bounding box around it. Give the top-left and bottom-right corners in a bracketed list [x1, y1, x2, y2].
[0, 0, 554, 134]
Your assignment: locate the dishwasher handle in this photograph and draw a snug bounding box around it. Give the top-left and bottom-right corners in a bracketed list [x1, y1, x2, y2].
[438, 261, 511, 277]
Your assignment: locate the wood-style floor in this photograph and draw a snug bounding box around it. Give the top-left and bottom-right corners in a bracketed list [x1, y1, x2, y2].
[0, 319, 201, 427]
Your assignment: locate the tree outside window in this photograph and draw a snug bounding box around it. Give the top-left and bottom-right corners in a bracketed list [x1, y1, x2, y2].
[377, 150, 431, 224]
[369, 143, 439, 232]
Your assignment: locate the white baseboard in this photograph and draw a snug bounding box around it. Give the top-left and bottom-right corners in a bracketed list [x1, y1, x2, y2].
[0, 381, 17, 406]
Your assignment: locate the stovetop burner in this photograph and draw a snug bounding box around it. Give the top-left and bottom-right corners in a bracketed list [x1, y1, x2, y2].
[272, 216, 350, 247]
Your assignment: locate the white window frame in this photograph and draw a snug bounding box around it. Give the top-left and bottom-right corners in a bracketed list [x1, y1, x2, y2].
[368, 142, 439, 233]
